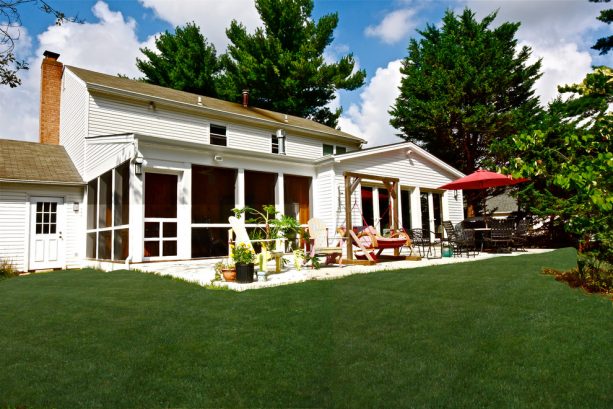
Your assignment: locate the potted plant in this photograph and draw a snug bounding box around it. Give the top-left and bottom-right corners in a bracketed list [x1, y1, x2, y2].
[232, 243, 256, 283]
[214, 258, 236, 282]
[272, 214, 302, 252]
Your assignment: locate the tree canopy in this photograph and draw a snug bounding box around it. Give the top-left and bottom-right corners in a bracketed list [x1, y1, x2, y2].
[591, 0, 612, 54]
[496, 66, 612, 258]
[221, 0, 365, 127]
[389, 8, 542, 212]
[137, 23, 222, 97]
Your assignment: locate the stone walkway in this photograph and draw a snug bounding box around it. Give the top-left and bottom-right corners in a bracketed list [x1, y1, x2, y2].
[134, 248, 554, 292]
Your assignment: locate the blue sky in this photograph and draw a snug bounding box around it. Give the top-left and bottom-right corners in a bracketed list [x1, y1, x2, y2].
[2, 0, 611, 146]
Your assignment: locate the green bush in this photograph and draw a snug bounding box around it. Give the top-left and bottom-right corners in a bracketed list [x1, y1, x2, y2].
[0, 258, 18, 278]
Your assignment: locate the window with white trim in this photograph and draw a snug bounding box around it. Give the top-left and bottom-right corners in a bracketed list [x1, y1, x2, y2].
[210, 124, 227, 146]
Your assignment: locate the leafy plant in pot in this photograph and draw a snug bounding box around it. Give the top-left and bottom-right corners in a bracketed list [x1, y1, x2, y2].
[232, 243, 256, 283]
[214, 258, 236, 282]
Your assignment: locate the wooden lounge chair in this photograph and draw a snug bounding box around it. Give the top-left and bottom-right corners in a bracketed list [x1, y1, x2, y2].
[228, 216, 284, 272]
[306, 218, 343, 267]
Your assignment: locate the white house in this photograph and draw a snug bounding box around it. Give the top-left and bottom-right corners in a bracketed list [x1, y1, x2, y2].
[0, 51, 464, 271]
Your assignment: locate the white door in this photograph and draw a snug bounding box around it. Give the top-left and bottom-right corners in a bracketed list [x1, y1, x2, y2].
[29, 197, 65, 270]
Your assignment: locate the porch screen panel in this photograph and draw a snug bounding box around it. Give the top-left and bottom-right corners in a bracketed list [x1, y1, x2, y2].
[114, 162, 130, 226]
[98, 170, 112, 228]
[192, 228, 228, 258]
[192, 165, 237, 223]
[284, 175, 311, 224]
[145, 173, 178, 218]
[245, 170, 276, 212]
[87, 179, 97, 230]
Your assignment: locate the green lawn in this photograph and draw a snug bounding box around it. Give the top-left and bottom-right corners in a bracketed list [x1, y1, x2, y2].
[1, 248, 611, 408]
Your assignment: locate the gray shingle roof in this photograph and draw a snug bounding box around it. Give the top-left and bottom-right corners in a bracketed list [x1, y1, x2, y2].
[66, 66, 365, 144]
[0, 139, 83, 185]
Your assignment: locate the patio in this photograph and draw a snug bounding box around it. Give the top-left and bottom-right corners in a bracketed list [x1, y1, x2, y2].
[134, 248, 554, 291]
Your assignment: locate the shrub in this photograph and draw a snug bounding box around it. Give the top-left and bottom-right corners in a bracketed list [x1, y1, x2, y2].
[544, 252, 613, 295]
[0, 258, 19, 278]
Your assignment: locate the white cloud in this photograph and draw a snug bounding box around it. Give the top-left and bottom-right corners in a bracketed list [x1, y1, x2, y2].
[527, 41, 592, 103]
[459, 0, 608, 103]
[338, 60, 404, 147]
[365, 9, 418, 44]
[0, 1, 155, 142]
[139, 0, 261, 50]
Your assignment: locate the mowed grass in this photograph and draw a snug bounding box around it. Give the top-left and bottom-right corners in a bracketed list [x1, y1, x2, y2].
[0, 248, 611, 408]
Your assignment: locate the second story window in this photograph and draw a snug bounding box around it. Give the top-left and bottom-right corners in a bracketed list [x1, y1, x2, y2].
[210, 124, 227, 146]
[271, 134, 279, 154]
[323, 144, 346, 156]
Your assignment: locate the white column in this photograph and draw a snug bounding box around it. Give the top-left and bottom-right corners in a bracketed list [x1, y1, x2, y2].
[427, 192, 435, 239]
[177, 165, 191, 259]
[442, 191, 450, 223]
[236, 168, 245, 208]
[372, 187, 380, 232]
[411, 187, 421, 232]
[276, 172, 285, 216]
[129, 161, 144, 263]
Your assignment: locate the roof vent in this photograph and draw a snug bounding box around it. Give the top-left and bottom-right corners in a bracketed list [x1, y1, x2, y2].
[197, 96, 203, 106]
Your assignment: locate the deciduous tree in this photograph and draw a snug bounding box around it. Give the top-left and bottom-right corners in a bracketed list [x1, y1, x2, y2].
[498, 67, 612, 259]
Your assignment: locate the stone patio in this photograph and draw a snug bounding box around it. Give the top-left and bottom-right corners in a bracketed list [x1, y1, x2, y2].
[133, 248, 554, 292]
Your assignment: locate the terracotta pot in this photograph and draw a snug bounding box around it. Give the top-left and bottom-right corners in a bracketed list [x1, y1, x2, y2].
[222, 268, 236, 282]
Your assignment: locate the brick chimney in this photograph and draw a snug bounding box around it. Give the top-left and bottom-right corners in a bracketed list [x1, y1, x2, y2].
[242, 89, 249, 108]
[39, 51, 63, 144]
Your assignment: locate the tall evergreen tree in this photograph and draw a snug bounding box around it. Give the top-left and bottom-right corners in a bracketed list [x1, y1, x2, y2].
[389, 9, 542, 213]
[137, 22, 221, 97]
[591, 0, 612, 54]
[222, 0, 365, 127]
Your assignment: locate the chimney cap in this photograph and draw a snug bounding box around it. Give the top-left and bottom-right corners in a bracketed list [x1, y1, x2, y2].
[43, 50, 60, 60]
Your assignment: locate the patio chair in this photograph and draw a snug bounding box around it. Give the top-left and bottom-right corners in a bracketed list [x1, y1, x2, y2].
[483, 223, 513, 252]
[454, 224, 477, 257]
[513, 220, 529, 251]
[306, 218, 343, 267]
[410, 228, 437, 258]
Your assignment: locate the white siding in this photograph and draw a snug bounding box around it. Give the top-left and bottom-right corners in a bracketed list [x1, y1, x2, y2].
[84, 138, 135, 181]
[88, 94, 208, 144]
[0, 183, 84, 272]
[60, 70, 89, 177]
[228, 123, 271, 153]
[286, 134, 324, 160]
[313, 165, 334, 228]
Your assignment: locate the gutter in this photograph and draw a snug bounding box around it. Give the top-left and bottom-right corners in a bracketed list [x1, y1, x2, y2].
[0, 178, 85, 186]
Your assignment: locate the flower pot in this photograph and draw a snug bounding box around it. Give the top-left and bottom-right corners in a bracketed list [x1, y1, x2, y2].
[235, 263, 255, 283]
[222, 268, 236, 282]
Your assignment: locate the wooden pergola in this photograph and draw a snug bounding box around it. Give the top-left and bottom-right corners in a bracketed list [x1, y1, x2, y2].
[342, 171, 419, 265]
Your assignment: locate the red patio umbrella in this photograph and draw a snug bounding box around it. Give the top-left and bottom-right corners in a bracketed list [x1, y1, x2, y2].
[437, 170, 528, 224]
[438, 169, 528, 190]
